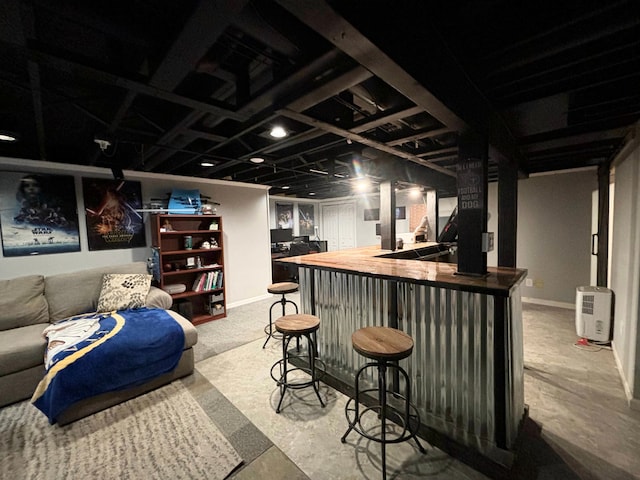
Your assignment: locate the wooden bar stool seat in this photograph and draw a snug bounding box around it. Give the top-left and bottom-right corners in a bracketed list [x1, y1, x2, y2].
[263, 282, 299, 348]
[269, 314, 325, 413]
[341, 326, 425, 480]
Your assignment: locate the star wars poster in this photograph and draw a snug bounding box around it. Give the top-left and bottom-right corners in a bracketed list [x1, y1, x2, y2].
[82, 178, 146, 251]
[298, 204, 314, 236]
[0, 172, 80, 257]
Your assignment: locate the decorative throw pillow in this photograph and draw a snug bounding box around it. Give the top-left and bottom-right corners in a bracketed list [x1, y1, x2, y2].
[96, 273, 151, 312]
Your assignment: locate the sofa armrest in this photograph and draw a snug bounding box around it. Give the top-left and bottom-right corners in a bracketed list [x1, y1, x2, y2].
[145, 286, 172, 310]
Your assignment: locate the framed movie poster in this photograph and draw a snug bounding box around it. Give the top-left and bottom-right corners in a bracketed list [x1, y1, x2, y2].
[298, 204, 314, 236]
[82, 178, 146, 251]
[0, 172, 81, 257]
[276, 203, 293, 229]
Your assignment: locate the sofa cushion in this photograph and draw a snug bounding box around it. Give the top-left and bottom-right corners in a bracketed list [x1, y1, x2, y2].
[0, 324, 48, 376]
[96, 273, 152, 312]
[45, 262, 148, 322]
[0, 275, 49, 331]
[164, 310, 198, 349]
[146, 286, 172, 310]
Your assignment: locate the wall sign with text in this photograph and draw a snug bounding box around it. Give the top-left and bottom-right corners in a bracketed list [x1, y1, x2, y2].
[457, 158, 484, 210]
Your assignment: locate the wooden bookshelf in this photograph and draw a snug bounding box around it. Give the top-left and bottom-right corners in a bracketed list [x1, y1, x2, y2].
[151, 214, 226, 325]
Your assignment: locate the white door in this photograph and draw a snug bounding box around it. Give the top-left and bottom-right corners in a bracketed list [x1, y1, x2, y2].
[322, 202, 356, 251]
[323, 204, 340, 251]
[338, 202, 356, 249]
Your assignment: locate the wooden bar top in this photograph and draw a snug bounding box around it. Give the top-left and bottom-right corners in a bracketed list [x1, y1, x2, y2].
[277, 244, 527, 296]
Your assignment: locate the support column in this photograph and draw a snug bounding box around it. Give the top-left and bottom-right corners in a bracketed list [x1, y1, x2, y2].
[498, 161, 518, 267]
[425, 189, 438, 242]
[380, 180, 396, 251]
[596, 163, 610, 286]
[457, 130, 488, 276]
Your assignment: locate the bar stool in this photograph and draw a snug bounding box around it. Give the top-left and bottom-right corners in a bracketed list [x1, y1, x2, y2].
[263, 282, 299, 348]
[269, 314, 325, 413]
[341, 326, 425, 479]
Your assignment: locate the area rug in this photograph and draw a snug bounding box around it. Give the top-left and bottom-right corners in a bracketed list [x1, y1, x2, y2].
[0, 381, 242, 480]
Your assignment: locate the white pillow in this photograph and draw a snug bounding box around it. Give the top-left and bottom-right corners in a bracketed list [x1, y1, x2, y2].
[96, 273, 151, 312]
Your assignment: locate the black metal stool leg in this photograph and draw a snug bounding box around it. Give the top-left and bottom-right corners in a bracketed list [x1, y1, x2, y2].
[308, 333, 325, 407]
[276, 335, 293, 413]
[379, 362, 387, 480]
[264, 294, 299, 348]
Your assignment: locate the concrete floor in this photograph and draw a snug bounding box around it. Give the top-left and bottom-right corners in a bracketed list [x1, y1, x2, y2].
[192, 302, 640, 480]
[515, 303, 640, 480]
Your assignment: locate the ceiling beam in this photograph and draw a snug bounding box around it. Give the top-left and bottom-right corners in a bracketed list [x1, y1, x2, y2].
[150, 0, 249, 91]
[279, 108, 456, 177]
[276, 0, 527, 170]
[143, 49, 347, 171]
[28, 49, 248, 121]
[16, 0, 46, 160]
[350, 106, 424, 133]
[276, 0, 467, 131]
[522, 127, 630, 152]
[386, 127, 453, 146]
[287, 66, 373, 112]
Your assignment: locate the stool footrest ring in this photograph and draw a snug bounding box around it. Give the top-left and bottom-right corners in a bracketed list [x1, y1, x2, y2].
[342, 391, 422, 445]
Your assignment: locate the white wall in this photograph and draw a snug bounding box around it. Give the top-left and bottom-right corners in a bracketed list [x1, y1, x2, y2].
[515, 170, 596, 305]
[610, 139, 640, 406]
[0, 157, 272, 307]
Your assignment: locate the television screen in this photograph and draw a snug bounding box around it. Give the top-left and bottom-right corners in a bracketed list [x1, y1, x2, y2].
[271, 228, 293, 244]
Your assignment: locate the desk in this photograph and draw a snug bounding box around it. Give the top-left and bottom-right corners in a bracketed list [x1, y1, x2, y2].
[271, 252, 294, 283]
[271, 240, 327, 283]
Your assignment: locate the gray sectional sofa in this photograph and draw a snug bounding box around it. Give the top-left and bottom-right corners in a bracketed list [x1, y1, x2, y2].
[0, 262, 197, 425]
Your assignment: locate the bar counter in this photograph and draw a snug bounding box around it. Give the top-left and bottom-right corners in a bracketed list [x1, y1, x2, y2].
[278, 244, 527, 465]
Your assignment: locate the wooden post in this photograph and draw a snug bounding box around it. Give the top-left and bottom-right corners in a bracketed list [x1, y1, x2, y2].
[596, 163, 610, 286]
[457, 130, 488, 276]
[380, 180, 396, 250]
[498, 161, 518, 267]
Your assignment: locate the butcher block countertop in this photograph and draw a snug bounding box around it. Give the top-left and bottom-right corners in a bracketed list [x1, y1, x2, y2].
[277, 244, 527, 297]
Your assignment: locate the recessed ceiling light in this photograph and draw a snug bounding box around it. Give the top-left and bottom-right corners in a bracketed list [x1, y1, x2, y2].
[200, 162, 214, 167]
[409, 187, 422, 198]
[281, 186, 290, 190]
[250, 157, 265, 164]
[0, 131, 19, 142]
[270, 126, 287, 138]
[309, 192, 316, 196]
[309, 168, 328, 175]
[354, 178, 371, 192]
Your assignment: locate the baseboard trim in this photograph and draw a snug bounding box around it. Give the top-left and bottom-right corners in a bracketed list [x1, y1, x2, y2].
[611, 343, 639, 409]
[227, 293, 272, 310]
[522, 297, 575, 310]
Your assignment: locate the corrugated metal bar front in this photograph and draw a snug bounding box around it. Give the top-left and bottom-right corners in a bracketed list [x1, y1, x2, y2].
[300, 267, 389, 387]
[298, 266, 524, 455]
[397, 283, 496, 452]
[505, 284, 524, 447]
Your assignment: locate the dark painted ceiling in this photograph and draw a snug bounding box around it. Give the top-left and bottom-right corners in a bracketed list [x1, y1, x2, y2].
[0, 0, 638, 199]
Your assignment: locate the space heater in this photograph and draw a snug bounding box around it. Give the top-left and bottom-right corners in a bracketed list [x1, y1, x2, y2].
[575, 286, 612, 342]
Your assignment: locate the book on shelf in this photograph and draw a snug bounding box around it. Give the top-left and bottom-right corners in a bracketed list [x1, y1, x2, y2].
[192, 273, 205, 292]
[205, 271, 214, 290]
[216, 271, 223, 289]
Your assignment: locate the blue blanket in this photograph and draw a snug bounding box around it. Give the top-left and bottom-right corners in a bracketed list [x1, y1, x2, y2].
[31, 308, 185, 424]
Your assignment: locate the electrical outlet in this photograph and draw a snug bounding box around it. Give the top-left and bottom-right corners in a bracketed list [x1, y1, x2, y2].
[525, 278, 533, 287]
